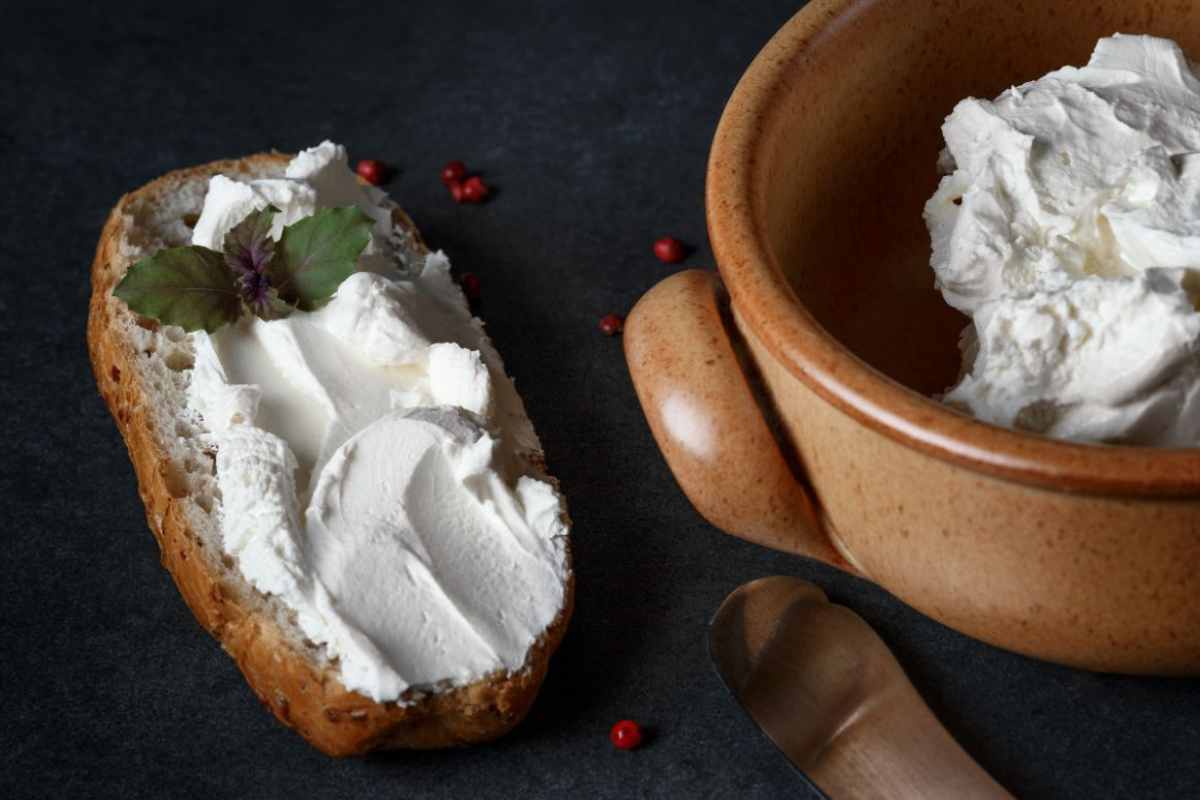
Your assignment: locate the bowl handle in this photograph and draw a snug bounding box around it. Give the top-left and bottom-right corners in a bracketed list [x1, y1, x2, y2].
[625, 269, 849, 569]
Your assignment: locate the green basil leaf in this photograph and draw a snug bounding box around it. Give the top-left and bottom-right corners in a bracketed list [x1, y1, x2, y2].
[272, 206, 373, 310]
[114, 246, 241, 333]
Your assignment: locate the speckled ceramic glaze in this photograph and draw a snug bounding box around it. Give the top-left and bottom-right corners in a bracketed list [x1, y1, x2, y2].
[625, 0, 1200, 674]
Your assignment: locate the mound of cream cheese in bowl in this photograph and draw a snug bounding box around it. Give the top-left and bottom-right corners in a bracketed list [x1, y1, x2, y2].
[925, 34, 1200, 446]
[186, 141, 569, 702]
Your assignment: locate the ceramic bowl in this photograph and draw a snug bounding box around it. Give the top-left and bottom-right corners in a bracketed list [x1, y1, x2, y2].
[625, 0, 1200, 674]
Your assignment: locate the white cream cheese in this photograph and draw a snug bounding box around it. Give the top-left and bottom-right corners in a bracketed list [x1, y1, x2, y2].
[185, 141, 568, 701]
[925, 35, 1200, 445]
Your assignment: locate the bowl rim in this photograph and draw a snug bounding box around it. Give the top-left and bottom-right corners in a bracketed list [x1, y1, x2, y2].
[705, 0, 1200, 496]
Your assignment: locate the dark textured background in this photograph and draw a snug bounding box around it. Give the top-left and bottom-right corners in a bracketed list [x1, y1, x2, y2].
[4, 2, 1199, 798]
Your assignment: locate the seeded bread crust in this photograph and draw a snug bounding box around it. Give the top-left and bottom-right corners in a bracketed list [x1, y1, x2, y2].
[86, 153, 573, 756]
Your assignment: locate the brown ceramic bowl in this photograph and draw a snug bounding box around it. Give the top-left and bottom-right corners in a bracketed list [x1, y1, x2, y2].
[625, 0, 1200, 674]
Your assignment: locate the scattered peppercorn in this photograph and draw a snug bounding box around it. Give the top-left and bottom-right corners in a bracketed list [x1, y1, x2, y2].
[599, 313, 624, 337]
[610, 719, 643, 750]
[441, 160, 468, 184]
[447, 179, 466, 203]
[355, 159, 388, 186]
[461, 175, 490, 204]
[653, 236, 687, 263]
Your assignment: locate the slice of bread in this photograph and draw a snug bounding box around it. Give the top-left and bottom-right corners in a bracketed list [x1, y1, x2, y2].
[87, 152, 573, 756]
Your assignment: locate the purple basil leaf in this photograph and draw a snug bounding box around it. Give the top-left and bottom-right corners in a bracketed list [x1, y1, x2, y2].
[224, 206, 277, 278]
[248, 284, 296, 322]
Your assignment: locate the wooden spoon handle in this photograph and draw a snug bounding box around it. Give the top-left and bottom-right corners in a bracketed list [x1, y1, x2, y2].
[808, 674, 1013, 799]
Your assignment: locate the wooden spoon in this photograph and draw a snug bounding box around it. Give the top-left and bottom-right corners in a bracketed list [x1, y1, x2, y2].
[709, 576, 1012, 799]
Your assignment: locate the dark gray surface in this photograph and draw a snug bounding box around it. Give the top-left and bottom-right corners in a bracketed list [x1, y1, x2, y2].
[3, 2, 1198, 798]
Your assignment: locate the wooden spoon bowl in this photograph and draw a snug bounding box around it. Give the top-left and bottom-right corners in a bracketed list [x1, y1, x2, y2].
[710, 577, 1011, 799]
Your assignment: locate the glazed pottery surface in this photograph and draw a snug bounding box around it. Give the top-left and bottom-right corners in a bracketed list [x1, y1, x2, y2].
[626, 0, 1200, 673]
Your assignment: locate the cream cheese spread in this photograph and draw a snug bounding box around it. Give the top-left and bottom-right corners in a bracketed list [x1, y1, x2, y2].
[925, 34, 1200, 445]
[185, 142, 568, 701]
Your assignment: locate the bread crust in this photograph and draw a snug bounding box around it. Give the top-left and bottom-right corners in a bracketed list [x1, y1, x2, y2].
[87, 153, 573, 756]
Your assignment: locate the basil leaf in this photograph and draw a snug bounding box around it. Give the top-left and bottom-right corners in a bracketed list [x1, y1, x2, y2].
[224, 206, 277, 278]
[257, 287, 296, 321]
[271, 206, 373, 310]
[114, 246, 241, 333]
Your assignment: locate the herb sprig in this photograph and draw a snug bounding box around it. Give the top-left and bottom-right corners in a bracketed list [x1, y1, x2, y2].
[114, 205, 374, 332]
